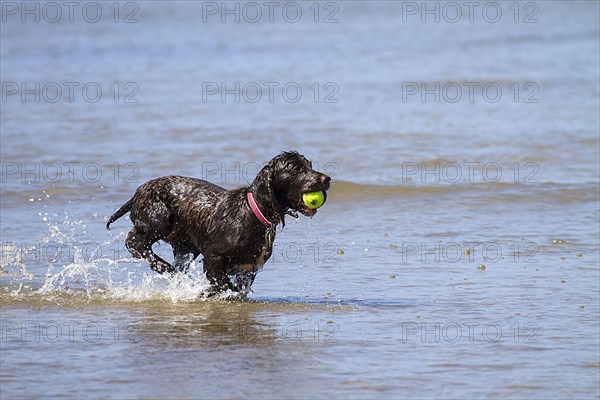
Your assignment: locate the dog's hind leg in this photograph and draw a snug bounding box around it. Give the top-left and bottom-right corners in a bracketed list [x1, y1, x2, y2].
[126, 226, 174, 274]
[124, 199, 177, 274]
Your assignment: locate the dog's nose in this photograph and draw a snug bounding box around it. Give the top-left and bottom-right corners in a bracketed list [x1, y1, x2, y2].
[320, 174, 331, 189]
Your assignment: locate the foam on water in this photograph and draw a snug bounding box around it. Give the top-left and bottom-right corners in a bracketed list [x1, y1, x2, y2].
[0, 217, 244, 304]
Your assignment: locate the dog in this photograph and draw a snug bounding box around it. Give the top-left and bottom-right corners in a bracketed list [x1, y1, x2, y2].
[106, 151, 331, 295]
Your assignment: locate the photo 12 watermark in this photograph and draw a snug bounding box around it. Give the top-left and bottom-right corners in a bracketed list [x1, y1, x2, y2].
[1, 162, 140, 185]
[401, 161, 539, 184]
[399, 241, 539, 264]
[401, 81, 539, 104]
[201, 1, 339, 23]
[400, 1, 539, 24]
[0, 318, 339, 345]
[201, 81, 339, 104]
[0, 239, 343, 268]
[400, 321, 540, 344]
[269, 240, 340, 266]
[1, 1, 140, 23]
[200, 320, 338, 344]
[1, 241, 124, 266]
[198, 160, 339, 184]
[1, 82, 139, 104]
[0, 320, 140, 343]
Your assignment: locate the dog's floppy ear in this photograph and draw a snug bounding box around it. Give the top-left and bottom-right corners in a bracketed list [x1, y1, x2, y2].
[252, 163, 286, 227]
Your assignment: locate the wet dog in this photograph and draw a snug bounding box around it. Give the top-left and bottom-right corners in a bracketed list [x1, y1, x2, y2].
[106, 151, 331, 295]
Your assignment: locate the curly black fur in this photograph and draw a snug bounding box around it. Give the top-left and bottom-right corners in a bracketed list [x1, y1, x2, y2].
[106, 151, 331, 295]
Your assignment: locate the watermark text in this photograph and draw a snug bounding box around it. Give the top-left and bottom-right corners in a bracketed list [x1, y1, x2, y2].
[2, 82, 139, 103]
[400, 241, 539, 264]
[402, 81, 539, 103]
[401, 161, 539, 184]
[201, 1, 339, 23]
[1, 1, 139, 23]
[202, 81, 339, 104]
[400, 1, 539, 23]
[1, 162, 139, 184]
[400, 321, 539, 343]
[0, 321, 139, 343]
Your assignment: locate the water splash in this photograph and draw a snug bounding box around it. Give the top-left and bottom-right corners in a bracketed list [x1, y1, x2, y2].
[1, 216, 243, 304]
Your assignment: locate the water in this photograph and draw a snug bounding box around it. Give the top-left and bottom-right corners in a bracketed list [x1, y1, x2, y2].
[1, 1, 599, 398]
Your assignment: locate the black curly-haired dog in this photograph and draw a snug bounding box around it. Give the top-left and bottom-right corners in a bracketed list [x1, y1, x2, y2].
[106, 151, 330, 295]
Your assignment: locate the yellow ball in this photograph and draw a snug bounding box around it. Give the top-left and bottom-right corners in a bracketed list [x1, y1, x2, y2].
[303, 191, 326, 209]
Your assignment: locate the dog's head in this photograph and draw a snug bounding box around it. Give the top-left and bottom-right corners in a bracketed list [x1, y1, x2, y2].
[254, 151, 331, 220]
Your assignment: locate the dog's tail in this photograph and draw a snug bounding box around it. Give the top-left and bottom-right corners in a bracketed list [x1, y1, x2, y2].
[106, 198, 134, 230]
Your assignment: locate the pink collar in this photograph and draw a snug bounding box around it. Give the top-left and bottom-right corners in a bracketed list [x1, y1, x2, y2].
[247, 191, 273, 229]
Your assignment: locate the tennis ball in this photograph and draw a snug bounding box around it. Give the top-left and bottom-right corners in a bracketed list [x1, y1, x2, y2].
[303, 191, 327, 209]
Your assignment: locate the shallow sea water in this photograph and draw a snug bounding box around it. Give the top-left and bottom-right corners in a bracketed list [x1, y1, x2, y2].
[1, 1, 599, 399]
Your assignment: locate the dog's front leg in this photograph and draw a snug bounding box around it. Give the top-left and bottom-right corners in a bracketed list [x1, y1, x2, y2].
[203, 255, 233, 294]
[232, 271, 256, 294]
[173, 251, 198, 273]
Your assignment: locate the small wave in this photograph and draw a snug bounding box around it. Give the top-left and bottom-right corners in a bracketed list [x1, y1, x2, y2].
[328, 181, 599, 204]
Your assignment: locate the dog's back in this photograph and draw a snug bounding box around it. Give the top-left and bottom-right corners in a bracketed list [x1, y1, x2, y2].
[107, 176, 226, 229]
